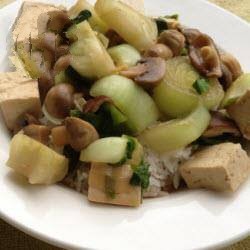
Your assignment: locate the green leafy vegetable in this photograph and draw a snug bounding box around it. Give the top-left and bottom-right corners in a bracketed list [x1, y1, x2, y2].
[193, 78, 210, 95]
[105, 175, 116, 199]
[71, 10, 92, 24]
[70, 104, 131, 137]
[130, 161, 150, 189]
[117, 136, 136, 165]
[63, 145, 80, 172]
[164, 14, 179, 20]
[155, 18, 168, 34]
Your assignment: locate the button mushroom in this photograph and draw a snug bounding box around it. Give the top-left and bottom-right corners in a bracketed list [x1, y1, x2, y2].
[158, 30, 186, 56]
[220, 53, 243, 82]
[183, 29, 222, 78]
[65, 117, 99, 151]
[54, 54, 71, 74]
[44, 83, 75, 119]
[202, 111, 240, 138]
[23, 124, 51, 145]
[144, 43, 173, 60]
[120, 57, 166, 89]
[51, 125, 69, 147]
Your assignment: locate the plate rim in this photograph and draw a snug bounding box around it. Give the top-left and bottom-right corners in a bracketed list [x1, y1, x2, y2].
[0, 0, 250, 249]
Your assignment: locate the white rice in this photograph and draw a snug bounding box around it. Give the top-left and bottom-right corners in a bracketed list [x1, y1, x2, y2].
[143, 146, 194, 198]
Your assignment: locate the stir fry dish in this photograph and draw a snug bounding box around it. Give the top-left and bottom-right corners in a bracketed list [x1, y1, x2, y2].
[2, 0, 250, 207]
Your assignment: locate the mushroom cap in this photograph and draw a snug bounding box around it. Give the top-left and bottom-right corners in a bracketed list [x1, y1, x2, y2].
[134, 57, 166, 88]
[65, 117, 99, 151]
[44, 83, 75, 119]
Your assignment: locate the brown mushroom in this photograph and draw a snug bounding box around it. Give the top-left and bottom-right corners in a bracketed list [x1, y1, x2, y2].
[23, 124, 51, 145]
[44, 83, 75, 119]
[13, 113, 41, 134]
[183, 29, 222, 78]
[105, 29, 124, 47]
[54, 54, 71, 74]
[65, 117, 99, 151]
[220, 53, 243, 81]
[158, 30, 185, 56]
[51, 125, 69, 147]
[56, 45, 70, 58]
[47, 11, 72, 33]
[83, 96, 112, 113]
[202, 111, 240, 138]
[38, 69, 54, 103]
[219, 63, 233, 90]
[144, 43, 173, 60]
[120, 57, 166, 89]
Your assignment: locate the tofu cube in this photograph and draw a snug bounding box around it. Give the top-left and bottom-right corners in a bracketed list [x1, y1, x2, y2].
[0, 72, 41, 130]
[227, 90, 250, 140]
[180, 143, 250, 192]
[12, 1, 62, 44]
[88, 163, 141, 207]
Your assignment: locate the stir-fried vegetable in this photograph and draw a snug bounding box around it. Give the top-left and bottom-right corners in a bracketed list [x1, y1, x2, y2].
[80, 135, 143, 165]
[7, 134, 68, 184]
[153, 57, 224, 118]
[90, 75, 160, 133]
[95, 0, 157, 51]
[68, 0, 108, 33]
[139, 104, 211, 153]
[221, 73, 250, 107]
[108, 44, 141, 68]
[67, 21, 115, 79]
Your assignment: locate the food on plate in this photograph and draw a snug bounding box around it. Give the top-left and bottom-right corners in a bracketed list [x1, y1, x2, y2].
[180, 143, 250, 192]
[2, 0, 250, 207]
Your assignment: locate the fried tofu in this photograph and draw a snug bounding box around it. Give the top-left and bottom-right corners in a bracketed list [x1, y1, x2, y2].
[12, 1, 62, 44]
[227, 90, 250, 140]
[0, 72, 41, 130]
[180, 143, 250, 192]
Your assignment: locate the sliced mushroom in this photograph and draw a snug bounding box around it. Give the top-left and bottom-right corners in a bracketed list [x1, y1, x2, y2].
[23, 124, 51, 145]
[65, 117, 99, 151]
[54, 54, 71, 74]
[158, 30, 185, 56]
[144, 43, 173, 60]
[120, 57, 166, 89]
[47, 11, 72, 33]
[184, 29, 222, 78]
[220, 53, 243, 81]
[202, 111, 240, 138]
[120, 63, 147, 79]
[83, 96, 112, 113]
[182, 28, 201, 44]
[44, 83, 75, 119]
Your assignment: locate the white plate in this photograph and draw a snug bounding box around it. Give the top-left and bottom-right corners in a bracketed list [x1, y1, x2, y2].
[1, 0, 250, 249]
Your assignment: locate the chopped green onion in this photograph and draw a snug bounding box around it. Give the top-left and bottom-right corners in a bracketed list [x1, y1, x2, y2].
[71, 10, 92, 25]
[130, 161, 150, 189]
[193, 78, 210, 95]
[105, 175, 116, 199]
